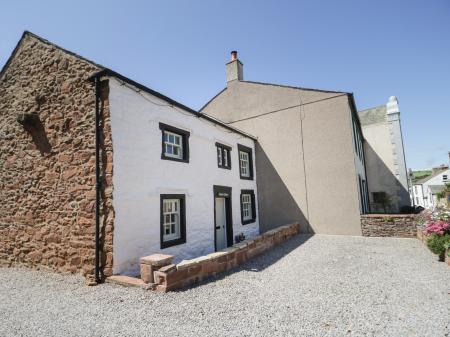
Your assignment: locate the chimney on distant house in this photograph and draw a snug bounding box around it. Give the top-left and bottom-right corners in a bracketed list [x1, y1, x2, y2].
[226, 50, 243, 83]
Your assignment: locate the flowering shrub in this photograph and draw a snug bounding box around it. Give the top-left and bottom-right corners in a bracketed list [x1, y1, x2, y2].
[425, 220, 450, 235]
[423, 207, 450, 259]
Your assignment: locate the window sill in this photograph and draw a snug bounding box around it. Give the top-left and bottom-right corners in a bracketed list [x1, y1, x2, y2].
[242, 218, 256, 225]
[161, 154, 189, 163]
[218, 165, 232, 170]
[161, 237, 186, 249]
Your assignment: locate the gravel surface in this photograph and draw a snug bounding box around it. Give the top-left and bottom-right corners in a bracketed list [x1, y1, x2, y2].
[1, 235, 449, 337]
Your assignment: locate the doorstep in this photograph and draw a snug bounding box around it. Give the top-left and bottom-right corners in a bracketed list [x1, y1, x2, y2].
[106, 275, 155, 290]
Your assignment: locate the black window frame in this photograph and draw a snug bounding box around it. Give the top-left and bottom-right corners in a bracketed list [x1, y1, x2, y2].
[159, 122, 190, 163]
[237, 144, 254, 180]
[160, 194, 186, 249]
[215, 142, 232, 170]
[240, 189, 256, 225]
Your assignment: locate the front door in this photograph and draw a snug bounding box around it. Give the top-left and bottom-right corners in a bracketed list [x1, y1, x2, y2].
[213, 185, 233, 251]
[215, 197, 227, 251]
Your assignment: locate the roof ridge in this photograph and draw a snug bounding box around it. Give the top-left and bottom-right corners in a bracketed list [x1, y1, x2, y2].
[358, 104, 386, 113]
[198, 87, 227, 112]
[1, 31, 104, 80]
[241, 80, 349, 94]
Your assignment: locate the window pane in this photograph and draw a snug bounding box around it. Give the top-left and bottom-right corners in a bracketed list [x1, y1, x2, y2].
[224, 149, 228, 166]
[163, 198, 181, 242]
[218, 147, 222, 165]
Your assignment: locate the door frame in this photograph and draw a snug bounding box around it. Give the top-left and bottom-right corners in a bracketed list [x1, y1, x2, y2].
[213, 185, 233, 251]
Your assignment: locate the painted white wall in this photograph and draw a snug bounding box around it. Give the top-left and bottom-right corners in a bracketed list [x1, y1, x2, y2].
[410, 169, 450, 209]
[107, 78, 259, 275]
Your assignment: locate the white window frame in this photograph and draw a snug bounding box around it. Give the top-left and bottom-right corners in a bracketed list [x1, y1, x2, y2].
[163, 131, 183, 159]
[241, 193, 252, 221]
[217, 147, 223, 166]
[223, 149, 228, 167]
[239, 151, 250, 177]
[162, 199, 181, 242]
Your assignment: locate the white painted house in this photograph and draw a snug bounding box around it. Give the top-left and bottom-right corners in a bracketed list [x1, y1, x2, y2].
[101, 72, 259, 275]
[410, 156, 450, 209]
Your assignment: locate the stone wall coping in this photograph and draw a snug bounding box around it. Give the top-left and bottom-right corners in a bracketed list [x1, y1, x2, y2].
[177, 255, 212, 270]
[140, 253, 174, 266]
[145, 222, 301, 292]
[361, 214, 415, 218]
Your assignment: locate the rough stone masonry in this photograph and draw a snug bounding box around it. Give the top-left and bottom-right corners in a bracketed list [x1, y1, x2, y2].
[0, 32, 114, 282]
[360, 214, 417, 238]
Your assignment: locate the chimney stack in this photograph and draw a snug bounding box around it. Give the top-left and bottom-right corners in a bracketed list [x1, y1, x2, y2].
[226, 50, 243, 83]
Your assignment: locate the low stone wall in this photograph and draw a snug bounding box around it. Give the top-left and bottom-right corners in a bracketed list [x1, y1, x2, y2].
[145, 223, 300, 292]
[361, 214, 417, 238]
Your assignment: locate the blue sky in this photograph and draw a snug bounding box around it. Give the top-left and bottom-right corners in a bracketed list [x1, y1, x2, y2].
[1, 0, 449, 169]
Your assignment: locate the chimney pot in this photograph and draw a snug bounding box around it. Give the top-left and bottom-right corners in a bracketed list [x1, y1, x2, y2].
[231, 51, 237, 61]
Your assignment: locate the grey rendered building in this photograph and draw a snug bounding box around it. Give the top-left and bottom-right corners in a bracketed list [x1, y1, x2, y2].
[358, 97, 410, 213]
[201, 52, 369, 235]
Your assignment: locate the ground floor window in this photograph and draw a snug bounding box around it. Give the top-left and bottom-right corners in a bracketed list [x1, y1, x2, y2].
[160, 194, 186, 248]
[240, 190, 256, 225]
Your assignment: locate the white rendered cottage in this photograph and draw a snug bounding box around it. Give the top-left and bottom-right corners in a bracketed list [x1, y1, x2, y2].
[98, 71, 259, 275]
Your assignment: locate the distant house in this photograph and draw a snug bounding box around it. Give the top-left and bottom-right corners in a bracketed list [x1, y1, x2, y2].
[410, 159, 450, 209]
[358, 97, 410, 213]
[201, 51, 369, 235]
[0, 32, 259, 280]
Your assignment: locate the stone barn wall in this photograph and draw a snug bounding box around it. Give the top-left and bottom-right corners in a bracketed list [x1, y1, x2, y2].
[0, 32, 114, 282]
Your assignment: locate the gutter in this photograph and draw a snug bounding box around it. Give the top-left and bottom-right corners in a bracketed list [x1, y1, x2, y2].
[94, 76, 101, 283]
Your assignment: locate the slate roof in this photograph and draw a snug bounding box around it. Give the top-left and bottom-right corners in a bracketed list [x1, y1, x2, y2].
[357, 105, 387, 126]
[429, 185, 445, 194]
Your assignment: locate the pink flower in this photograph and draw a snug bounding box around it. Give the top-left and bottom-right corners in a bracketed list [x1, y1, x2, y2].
[426, 220, 450, 235]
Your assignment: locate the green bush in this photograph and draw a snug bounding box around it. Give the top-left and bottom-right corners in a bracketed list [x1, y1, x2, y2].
[427, 234, 450, 256]
[445, 242, 450, 257]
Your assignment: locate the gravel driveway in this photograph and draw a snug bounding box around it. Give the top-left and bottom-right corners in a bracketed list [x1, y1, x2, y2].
[1, 235, 449, 337]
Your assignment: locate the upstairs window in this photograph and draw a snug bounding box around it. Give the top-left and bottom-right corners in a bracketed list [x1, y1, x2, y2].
[216, 143, 231, 169]
[240, 190, 256, 225]
[443, 175, 448, 181]
[238, 144, 253, 180]
[164, 131, 183, 159]
[160, 194, 186, 248]
[159, 123, 190, 163]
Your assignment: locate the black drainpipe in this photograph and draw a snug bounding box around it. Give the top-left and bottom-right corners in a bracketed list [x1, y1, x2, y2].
[94, 76, 101, 283]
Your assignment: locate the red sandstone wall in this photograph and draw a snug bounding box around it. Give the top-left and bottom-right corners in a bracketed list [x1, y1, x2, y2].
[0, 33, 114, 281]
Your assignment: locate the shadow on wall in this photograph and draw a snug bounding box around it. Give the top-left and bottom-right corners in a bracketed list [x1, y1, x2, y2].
[20, 115, 52, 155]
[255, 142, 313, 234]
[364, 142, 410, 213]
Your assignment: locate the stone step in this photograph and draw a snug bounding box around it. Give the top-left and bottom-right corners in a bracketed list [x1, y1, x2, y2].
[106, 275, 154, 290]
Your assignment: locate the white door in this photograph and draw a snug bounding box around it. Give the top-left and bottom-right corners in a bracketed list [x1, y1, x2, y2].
[215, 197, 227, 251]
